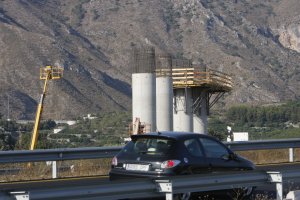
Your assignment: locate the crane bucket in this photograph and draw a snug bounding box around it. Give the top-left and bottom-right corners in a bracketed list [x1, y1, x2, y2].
[40, 66, 63, 80]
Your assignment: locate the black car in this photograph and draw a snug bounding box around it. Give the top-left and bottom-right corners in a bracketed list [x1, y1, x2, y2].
[109, 131, 255, 199]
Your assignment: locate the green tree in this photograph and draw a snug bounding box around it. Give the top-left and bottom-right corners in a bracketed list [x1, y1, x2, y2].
[40, 120, 56, 130]
[208, 129, 226, 141]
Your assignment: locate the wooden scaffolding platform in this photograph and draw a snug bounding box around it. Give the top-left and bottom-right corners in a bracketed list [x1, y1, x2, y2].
[170, 68, 233, 92]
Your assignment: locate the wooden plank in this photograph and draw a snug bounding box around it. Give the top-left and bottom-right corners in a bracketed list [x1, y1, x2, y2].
[172, 77, 194, 80]
[172, 68, 194, 71]
[172, 72, 195, 76]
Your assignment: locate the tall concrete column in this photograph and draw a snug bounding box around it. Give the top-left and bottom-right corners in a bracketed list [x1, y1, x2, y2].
[173, 88, 193, 132]
[156, 77, 173, 131]
[131, 47, 156, 133]
[156, 54, 173, 131]
[132, 73, 156, 132]
[193, 91, 208, 134]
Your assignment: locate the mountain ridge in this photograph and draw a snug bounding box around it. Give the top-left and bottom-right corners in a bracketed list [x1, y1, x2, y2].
[0, 0, 299, 119]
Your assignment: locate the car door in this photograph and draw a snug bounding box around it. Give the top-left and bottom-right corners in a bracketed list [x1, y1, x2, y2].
[181, 138, 209, 174]
[199, 137, 240, 172]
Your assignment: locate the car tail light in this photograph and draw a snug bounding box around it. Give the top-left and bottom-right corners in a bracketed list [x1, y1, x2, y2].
[112, 156, 118, 166]
[161, 160, 180, 169]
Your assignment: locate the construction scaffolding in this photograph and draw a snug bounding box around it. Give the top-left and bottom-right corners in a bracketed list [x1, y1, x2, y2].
[132, 47, 155, 73]
[172, 67, 233, 92]
[129, 118, 151, 135]
[155, 53, 172, 77]
[131, 47, 234, 134]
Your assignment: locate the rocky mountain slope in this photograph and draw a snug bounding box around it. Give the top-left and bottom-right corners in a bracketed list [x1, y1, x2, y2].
[0, 0, 299, 119]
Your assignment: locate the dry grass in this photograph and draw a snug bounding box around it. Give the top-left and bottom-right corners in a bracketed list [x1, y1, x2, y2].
[237, 148, 300, 165]
[0, 162, 52, 182]
[58, 158, 111, 178]
[238, 149, 288, 165]
[295, 148, 300, 162]
[0, 158, 111, 182]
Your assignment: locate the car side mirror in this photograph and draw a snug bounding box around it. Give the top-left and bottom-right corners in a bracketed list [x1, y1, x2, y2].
[229, 153, 238, 160]
[221, 154, 230, 160]
[222, 153, 237, 161]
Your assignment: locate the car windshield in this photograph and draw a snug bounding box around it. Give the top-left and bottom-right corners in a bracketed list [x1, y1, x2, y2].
[121, 137, 174, 155]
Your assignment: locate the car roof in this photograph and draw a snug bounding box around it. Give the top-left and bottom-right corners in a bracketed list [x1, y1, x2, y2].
[131, 131, 217, 141]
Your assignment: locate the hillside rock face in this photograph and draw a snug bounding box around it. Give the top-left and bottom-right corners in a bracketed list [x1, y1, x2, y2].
[271, 0, 300, 53]
[278, 24, 300, 52]
[0, 0, 299, 119]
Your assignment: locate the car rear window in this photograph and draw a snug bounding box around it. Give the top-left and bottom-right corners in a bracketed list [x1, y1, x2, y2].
[121, 137, 174, 156]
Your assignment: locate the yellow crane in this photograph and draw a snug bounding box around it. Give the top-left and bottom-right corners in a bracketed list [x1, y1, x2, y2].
[29, 66, 63, 150]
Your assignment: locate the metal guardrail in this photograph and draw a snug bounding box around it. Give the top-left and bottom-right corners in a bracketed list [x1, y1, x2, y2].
[0, 146, 121, 163]
[226, 138, 300, 151]
[0, 138, 299, 164]
[1, 169, 299, 200]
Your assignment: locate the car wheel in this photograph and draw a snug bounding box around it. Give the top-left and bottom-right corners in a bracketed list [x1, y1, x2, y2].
[174, 192, 191, 200]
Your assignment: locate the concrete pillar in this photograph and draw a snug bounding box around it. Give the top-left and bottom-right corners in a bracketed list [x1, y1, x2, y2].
[156, 77, 173, 131]
[132, 73, 156, 132]
[193, 90, 208, 134]
[173, 88, 193, 132]
[131, 47, 156, 133]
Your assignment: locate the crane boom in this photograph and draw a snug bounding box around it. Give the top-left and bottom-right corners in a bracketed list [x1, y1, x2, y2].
[29, 66, 63, 150]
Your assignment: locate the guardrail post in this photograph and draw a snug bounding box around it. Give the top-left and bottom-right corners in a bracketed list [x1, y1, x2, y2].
[268, 171, 283, 200]
[9, 191, 29, 200]
[289, 148, 294, 162]
[52, 161, 57, 178]
[155, 180, 173, 200]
